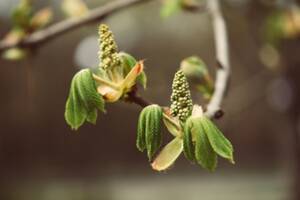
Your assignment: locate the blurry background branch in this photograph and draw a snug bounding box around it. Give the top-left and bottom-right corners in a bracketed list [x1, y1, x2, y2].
[0, 0, 151, 54]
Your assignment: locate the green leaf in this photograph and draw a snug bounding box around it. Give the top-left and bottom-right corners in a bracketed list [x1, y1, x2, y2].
[137, 106, 148, 152]
[180, 56, 208, 79]
[161, 0, 182, 18]
[162, 113, 181, 137]
[136, 105, 163, 160]
[180, 56, 214, 100]
[65, 69, 105, 130]
[201, 117, 234, 163]
[119, 52, 147, 89]
[151, 137, 183, 171]
[145, 105, 163, 160]
[194, 122, 217, 171]
[183, 117, 195, 161]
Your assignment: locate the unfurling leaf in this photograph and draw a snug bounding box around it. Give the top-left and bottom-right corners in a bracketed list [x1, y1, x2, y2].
[119, 52, 147, 89]
[180, 56, 208, 79]
[201, 117, 234, 163]
[151, 137, 183, 171]
[180, 56, 214, 100]
[136, 104, 163, 160]
[121, 61, 144, 93]
[162, 109, 182, 137]
[137, 107, 147, 152]
[62, 0, 88, 18]
[94, 61, 144, 102]
[183, 117, 195, 161]
[65, 69, 105, 130]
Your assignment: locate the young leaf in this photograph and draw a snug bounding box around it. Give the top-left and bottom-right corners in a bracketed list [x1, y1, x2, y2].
[180, 56, 208, 79]
[151, 137, 183, 171]
[162, 112, 182, 137]
[194, 122, 217, 171]
[180, 56, 214, 100]
[145, 105, 163, 160]
[201, 117, 234, 163]
[136, 107, 148, 152]
[136, 105, 163, 160]
[121, 61, 144, 93]
[65, 69, 105, 130]
[119, 52, 147, 89]
[183, 117, 195, 161]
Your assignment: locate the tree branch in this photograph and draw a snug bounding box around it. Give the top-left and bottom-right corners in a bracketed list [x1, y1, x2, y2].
[126, 86, 151, 107]
[0, 0, 230, 119]
[0, 0, 150, 53]
[128, 0, 231, 119]
[204, 0, 230, 119]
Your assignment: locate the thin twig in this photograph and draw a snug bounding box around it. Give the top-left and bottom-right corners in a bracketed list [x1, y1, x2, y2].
[205, 0, 230, 119]
[126, 86, 151, 107]
[129, 0, 231, 118]
[0, 0, 150, 53]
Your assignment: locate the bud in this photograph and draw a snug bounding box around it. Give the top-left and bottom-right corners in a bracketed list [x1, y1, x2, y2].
[2, 48, 27, 61]
[170, 70, 193, 122]
[137, 104, 163, 160]
[180, 56, 208, 79]
[180, 56, 214, 100]
[30, 8, 53, 30]
[98, 24, 121, 70]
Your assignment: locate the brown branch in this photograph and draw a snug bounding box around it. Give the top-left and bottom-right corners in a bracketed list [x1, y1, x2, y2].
[0, 0, 151, 53]
[204, 0, 230, 119]
[127, 92, 151, 108]
[126, 86, 151, 108]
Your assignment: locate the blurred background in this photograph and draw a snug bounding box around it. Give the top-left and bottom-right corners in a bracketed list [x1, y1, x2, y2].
[0, 0, 300, 199]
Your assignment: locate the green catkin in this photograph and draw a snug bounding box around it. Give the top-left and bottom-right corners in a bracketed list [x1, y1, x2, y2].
[170, 70, 193, 122]
[98, 24, 121, 70]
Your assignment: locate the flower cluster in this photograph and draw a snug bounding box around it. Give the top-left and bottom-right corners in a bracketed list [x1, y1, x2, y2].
[98, 24, 121, 70]
[170, 70, 193, 122]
